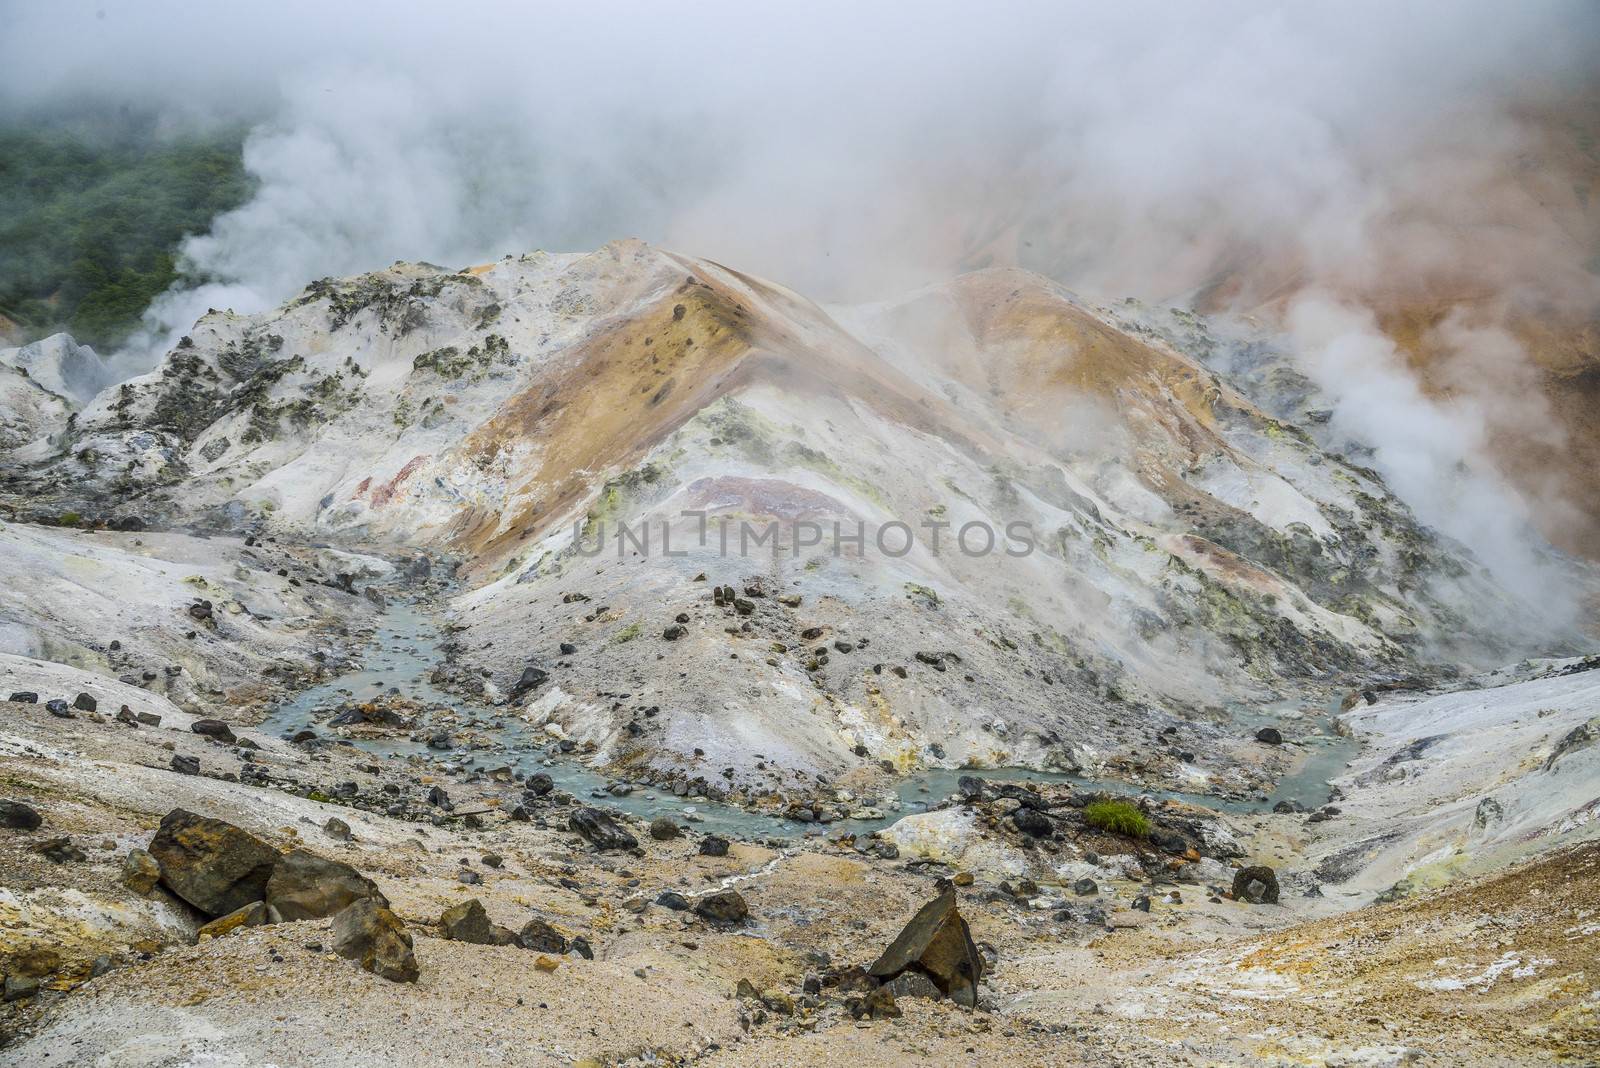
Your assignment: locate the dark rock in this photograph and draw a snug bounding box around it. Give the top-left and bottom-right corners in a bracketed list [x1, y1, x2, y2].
[7, 692, 37, 704]
[439, 899, 514, 945]
[1012, 808, 1053, 838]
[868, 888, 982, 1008]
[517, 918, 569, 953]
[331, 898, 418, 983]
[3, 975, 40, 1002]
[148, 809, 278, 917]
[1073, 878, 1099, 896]
[656, 891, 691, 911]
[694, 890, 749, 924]
[323, 817, 352, 841]
[662, 625, 686, 641]
[290, 729, 316, 743]
[0, 800, 42, 831]
[266, 849, 387, 921]
[73, 692, 97, 713]
[136, 710, 161, 727]
[510, 664, 549, 699]
[1231, 865, 1280, 904]
[525, 773, 554, 796]
[191, 719, 237, 744]
[914, 651, 946, 671]
[698, 835, 730, 857]
[37, 836, 87, 863]
[882, 970, 941, 999]
[188, 600, 213, 623]
[648, 817, 680, 841]
[569, 807, 639, 851]
[559, 642, 578, 655]
[170, 754, 200, 775]
[1255, 727, 1284, 745]
[45, 699, 74, 718]
[570, 936, 594, 960]
[1132, 894, 1151, 912]
[956, 775, 986, 801]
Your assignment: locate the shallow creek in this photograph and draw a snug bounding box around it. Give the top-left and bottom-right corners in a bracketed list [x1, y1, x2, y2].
[261, 599, 1359, 839]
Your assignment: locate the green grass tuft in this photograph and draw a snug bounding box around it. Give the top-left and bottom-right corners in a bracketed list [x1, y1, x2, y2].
[1083, 798, 1151, 838]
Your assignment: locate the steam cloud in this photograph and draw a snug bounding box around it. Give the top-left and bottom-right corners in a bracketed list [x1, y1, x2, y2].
[4, 0, 1597, 608]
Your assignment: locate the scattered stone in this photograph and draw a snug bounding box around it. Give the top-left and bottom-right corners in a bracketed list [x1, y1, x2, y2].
[698, 835, 730, 857]
[72, 692, 97, 713]
[868, 887, 983, 1008]
[198, 901, 272, 940]
[45, 699, 73, 718]
[694, 890, 749, 924]
[266, 848, 388, 921]
[1231, 865, 1280, 904]
[569, 807, 639, 851]
[439, 899, 514, 945]
[648, 817, 681, 841]
[525, 773, 554, 797]
[518, 918, 570, 953]
[0, 800, 42, 831]
[3, 975, 40, 1002]
[191, 719, 238, 744]
[7, 692, 37, 704]
[37, 836, 87, 863]
[323, 816, 352, 841]
[170, 754, 200, 775]
[147, 808, 278, 917]
[849, 987, 901, 1021]
[1073, 878, 1099, 896]
[1255, 727, 1284, 745]
[122, 848, 161, 894]
[656, 891, 691, 911]
[331, 898, 418, 983]
[1012, 808, 1053, 838]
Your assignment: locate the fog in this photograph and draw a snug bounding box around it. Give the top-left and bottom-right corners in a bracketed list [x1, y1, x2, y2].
[3, 0, 1597, 610]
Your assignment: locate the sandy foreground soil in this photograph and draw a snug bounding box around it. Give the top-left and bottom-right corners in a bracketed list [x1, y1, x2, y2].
[0, 641, 1595, 1067]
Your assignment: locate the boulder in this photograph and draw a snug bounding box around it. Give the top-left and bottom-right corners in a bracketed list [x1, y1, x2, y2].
[868, 887, 983, 1008]
[265, 848, 388, 921]
[698, 835, 730, 857]
[1255, 727, 1284, 745]
[569, 807, 638, 851]
[148, 809, 278, 917]
[7, 692, 37, 704]
[694, 890, 749, 924]
[648, 816, 681, 840]
[331, 898, 418, 983]
[72, 692, 97, 713]
[170, 755, 200, 775]
[0, 800, 41, 831]
[1232, 865, 1280, 904]
[439, 899, 515, 945]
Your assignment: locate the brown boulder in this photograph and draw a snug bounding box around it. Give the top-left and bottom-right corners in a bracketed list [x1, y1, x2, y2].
[147, 809, 277, 917]
[332, 898, 417, 983]
[265, 848, 388, 921]
[868, 887, 983, 1008]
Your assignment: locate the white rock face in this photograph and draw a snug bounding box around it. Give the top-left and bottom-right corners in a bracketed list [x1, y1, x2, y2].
[0, 332, 108, 404]
[1310, 657, 1600, 897]
[0, 241, 1587, 789]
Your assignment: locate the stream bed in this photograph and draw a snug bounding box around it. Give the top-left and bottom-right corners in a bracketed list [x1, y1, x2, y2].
[261, 599, 1359, 839]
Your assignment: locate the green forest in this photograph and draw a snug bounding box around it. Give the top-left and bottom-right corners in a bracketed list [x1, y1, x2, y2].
[0, 118, 250, 349]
